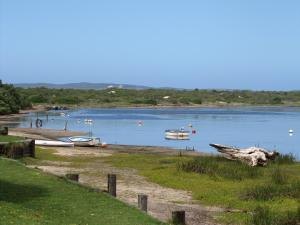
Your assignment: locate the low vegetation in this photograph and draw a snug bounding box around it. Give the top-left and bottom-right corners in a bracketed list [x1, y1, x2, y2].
[102, 153, 300, 225]
[17, 86, 300, 107]
[177, 156, 262, 180]
[0, 157, 163, 225]
[11, 143, 300, 224]
[250, 205, 300, 225]
[0, 135, 24, 142]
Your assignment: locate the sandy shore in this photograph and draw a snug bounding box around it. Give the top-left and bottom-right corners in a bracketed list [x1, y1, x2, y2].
[9, 127, 210, 157]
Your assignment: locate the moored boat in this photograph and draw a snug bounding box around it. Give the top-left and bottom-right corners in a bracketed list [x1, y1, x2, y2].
[165, 129, 190, 140]
[165, 135, 190, 140]
[68, 136, 101, 147]
[165, 129, 190, 137]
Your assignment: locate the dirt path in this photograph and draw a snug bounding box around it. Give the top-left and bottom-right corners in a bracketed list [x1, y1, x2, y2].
[28, 146, 223, 225]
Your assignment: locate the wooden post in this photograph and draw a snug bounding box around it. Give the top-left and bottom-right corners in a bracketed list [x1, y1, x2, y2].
[29, 139, 35, 158]
[172, 211, 185, 225]
[107, 174, 116, 197]
[3, 127, 8, 135]
[138, 194, 148, 212]
[66, 173, 79, 182]
[64, 120, 68, 131]
[0, 127, 8, 135]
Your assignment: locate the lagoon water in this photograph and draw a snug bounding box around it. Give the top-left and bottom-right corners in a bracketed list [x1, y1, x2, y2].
[15, 107, 300, 155]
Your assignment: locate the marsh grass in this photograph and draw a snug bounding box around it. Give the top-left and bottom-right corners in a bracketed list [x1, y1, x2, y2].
[242, 179, 300, 201]
[177, 156, 262, 180]
[250, 205, 300, 225]
[272, 153, 297, 165]
[242, 162, 300, 201]
[271, 166, 288, 185]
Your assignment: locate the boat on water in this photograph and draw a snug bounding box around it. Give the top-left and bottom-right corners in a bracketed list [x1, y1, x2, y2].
[165, 135, 190, 140]
[35, 140, 74, 147]
[165, 129, 190, 140]
[68, 136, 101, 147]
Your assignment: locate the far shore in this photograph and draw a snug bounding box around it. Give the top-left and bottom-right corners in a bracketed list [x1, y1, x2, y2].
[2, 103, 298, 125]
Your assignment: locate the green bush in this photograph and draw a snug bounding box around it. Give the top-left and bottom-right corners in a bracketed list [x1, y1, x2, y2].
[0, 81, 31, 114]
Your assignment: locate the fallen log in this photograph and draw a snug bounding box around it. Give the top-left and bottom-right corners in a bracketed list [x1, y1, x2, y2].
[210, 144, 279, 167]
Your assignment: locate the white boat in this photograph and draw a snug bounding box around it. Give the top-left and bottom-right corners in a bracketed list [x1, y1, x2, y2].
[165, 129, 190, 137]
[68, 136, 101, 147]
[165, 135, 190, 140]
[35, 140, 74, 147]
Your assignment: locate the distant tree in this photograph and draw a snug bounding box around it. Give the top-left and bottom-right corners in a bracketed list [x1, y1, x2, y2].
[0, 82, 31, 115]
[271, 97, 283, 104]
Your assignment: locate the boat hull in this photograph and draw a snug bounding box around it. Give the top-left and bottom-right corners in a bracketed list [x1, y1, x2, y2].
[69, 136, 101, 147]
[164, 129, 190, 140]
[35, 140, 74, 147]
[165, 135, 190, 140]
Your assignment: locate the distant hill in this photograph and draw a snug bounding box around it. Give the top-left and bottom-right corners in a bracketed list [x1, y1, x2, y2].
[14, 82, 151, 90]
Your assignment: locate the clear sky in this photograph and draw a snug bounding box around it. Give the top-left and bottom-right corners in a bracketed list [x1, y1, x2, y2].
[0, 0, 299, 90]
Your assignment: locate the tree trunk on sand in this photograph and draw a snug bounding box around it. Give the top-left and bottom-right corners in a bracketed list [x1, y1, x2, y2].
[210, 144, 279, 167]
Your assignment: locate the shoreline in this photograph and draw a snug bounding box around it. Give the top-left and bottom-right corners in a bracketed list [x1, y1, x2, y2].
[9, 127, 209, 156]
[47, 103, 300, 109]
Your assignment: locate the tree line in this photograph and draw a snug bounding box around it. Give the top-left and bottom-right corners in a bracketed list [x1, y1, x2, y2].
[1, 81, 300, 115]
[0, 80, 31, 115]
[17, 86, 300, 107]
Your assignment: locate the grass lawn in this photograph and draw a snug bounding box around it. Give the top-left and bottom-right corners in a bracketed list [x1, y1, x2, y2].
[0, 135, 24, 142]
[102, 153, 300, 225]
[0, 157, 164, 225]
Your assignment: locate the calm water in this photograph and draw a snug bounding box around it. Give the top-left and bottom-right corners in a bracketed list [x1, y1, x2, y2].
[14, 107, 300, 155]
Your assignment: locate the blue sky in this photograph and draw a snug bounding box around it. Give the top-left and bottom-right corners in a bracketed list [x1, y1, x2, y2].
[0, 0, 299, 90]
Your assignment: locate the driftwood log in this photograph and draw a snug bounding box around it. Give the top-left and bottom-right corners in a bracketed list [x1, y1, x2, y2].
[210, 144, 279, 167]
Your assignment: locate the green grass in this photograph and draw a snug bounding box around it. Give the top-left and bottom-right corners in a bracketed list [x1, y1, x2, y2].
[20, 147, 300, 224]
[249, 205, 300, 225]
[177, 156, 262, 180]
[0, 157, 164, 225]
[0, 135, 24, 142]
[102, 153, 300, 225]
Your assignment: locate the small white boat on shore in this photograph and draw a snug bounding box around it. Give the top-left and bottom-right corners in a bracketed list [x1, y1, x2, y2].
[69, 136, 101, 147]
[35, 140, 74, 147]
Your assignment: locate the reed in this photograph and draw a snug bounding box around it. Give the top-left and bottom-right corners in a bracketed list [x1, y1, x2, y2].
[177, 156, 261, 180]
[249, 205, 300, 225]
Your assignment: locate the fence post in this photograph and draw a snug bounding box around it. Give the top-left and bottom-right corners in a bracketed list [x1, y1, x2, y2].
[29, 139, 35, 157]
[0, 127, 8, 135]
[138, 194, 148, 212]
[107, 174, 116, 197]
[172, 211, 185, 225]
